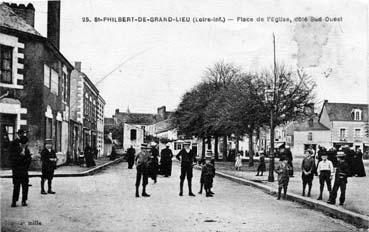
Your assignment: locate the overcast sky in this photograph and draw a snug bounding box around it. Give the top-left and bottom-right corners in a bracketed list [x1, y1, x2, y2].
[11, 0, 369, 116]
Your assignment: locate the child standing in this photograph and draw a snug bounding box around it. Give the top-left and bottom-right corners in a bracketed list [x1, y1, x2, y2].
[275, 156, 291, 200]
[201, 154, 216, 197]
[256, 152, 266, 176]
[235, 153, 242, 171]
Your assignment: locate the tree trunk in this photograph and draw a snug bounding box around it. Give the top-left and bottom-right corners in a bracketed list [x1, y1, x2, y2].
[201, 137, 206, 159]
[214, 135, 219, 160]
[222, 135, 228, 161]
[248, 130, 254, 167]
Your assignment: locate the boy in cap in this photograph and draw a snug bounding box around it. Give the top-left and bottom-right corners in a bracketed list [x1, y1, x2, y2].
[135, 143, 151, 197]
[201, 154, 216, 197]
[41, 139, 58, 194]
[275, 155, 291, 200]
[301, 150, 316, 197]
[317, 152, 334, 200]
[198, 150, 213, 194]
[327, 152, 351, 205]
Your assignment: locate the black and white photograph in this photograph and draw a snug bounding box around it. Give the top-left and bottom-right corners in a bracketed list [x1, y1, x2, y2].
[0, 0, 368, 231]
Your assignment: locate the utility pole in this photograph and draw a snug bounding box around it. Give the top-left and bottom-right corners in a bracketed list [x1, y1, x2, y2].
[268, 33, 277, 182]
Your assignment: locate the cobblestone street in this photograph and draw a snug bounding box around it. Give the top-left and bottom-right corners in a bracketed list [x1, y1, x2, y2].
[1, 162, 358, 232]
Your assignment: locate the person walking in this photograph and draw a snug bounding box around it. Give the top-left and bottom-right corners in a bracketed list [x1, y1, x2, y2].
[353, 148, 366, 177]
[301, 150, 316, 197]
[256, 151, 266, 176]
[317, 152, 334, 200]
[135, 144, 151, 197]
[149, 143, 159, 183]
[10, 129, 32, 207]
[160, 143, 173, 177]
[275, 155, 291, 200]
[84, 143, 96, 167]
[40, 139, 57, 195]
[176, 141, 196, 196]
[235, 152, 242, 171]
[126, 145, 136, 169]
[327, 152, 352, 205]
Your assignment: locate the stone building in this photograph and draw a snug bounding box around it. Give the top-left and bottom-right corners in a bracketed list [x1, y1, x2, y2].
[0, 2, 73, 167]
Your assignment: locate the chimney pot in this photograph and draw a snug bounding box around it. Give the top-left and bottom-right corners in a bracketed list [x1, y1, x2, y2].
[7, 2, 35, 27]
[75, 62, 81, 72]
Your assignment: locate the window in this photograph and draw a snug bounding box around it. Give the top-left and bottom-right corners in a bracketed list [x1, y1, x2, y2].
[63, 72, 68, 102]
[44, 64, 50, 87]
[50, 69, 59, 95]
[339, 128, 346, 139]
[0, 45, 13, 84]
[307, 132, 313, 141]
[130, 129, 137, 140]
[46, 118, 53, 139]
[352, 109, 362, 121]
[354, 129, 361, 138]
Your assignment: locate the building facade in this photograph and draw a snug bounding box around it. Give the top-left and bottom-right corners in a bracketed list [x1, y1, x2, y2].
[0, 2, 73, 167]
[319, 100, 369, 152]
[70, 61, 105, 161]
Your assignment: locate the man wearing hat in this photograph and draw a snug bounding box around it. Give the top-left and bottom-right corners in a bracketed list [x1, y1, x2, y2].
[327, 152, 351, 205]
[126, 145, 136, 169]
[160, 143, 173, 177]
[41, 139, 58, 194]
[134, 143, 151, 197]
[10, 129, 32, 207]
[176, 141, 196, 196]
[316, 151, 334, 200]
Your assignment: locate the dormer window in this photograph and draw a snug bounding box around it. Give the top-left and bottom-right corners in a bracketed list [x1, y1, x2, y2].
[352, 109, 362, 121]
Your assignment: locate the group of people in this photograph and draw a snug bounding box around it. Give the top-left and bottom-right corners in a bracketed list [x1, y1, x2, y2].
[133, 141, 216, 198]
[275, 145, 366, 205]
[9, 129, 58, 207]
[133, 143, 174, 197]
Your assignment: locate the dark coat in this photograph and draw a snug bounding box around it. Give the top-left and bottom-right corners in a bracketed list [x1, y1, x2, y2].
[353, 151, 366, 177]
[201, 163, 215, 188]
[41, 148, 57, 178]
[160, 148, 173, 176]
[84, 145, 96, 167]
[127, 147, 136, 162]
[9, 138, 31, 180]
[176, 149, 196, 167]
[257, 156, 266, 171]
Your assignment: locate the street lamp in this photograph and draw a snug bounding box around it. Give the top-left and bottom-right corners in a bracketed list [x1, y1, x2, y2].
[265, 88, 275, 182]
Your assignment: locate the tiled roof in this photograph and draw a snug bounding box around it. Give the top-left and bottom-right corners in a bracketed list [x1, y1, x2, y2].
[155, 118, 176, 134]
[324, 102, 368, 121]
[115, 112, 157, 125]
[294, 115, 330, 131]
[104, 117, 115, 125]
[0, 3, 41, 36]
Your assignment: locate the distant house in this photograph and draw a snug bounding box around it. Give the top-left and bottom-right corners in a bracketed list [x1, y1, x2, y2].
[288, 114, 330, 156]
[319, 100, 369, 152]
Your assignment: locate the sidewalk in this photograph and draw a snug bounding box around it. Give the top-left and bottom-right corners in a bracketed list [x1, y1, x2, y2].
[0, 156, 125, 178]
[210, 159, 369, 228]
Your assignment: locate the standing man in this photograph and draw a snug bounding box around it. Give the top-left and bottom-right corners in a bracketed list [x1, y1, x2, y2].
[149, 143, 159, 183]
[176, 141, 196, 196]
[135, 144, 151, 197]
[126, 145, 136, 169]
[301, 150, 316, 197]
[327, 152, 351, 205]
[160, 143, 173, 177]
[10, 129, 32, 207]
[317, 152, 334, 200]
[41, 139, 57, 194]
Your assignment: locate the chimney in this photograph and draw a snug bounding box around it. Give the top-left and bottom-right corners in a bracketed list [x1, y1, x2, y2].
[157, 106, 166, 119]
[6, 3, 35, 27]
[47, 0, 60, 49]
[115, 109, 120, 114]
[75, 62, 81, 72]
